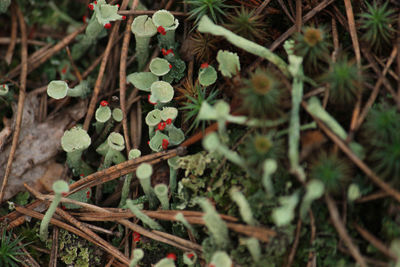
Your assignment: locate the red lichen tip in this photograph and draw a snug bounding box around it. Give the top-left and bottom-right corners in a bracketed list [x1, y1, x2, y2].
[161, 48, 167, 56]
[117, 4, 120, 8]
[100, 100, 109, 107]
[2, 84, 5, 88]
[104, 23, 112, 29]
[132, 232, 141, 242]
[169, 64, 172, 69]
[82, 15, 87, 23]
[167, 49, 174, 55]
[86, 191, 90, 198]
[157, 26, 166, 35]
[166, 253, 176, 261]
[187, 253, 194, 259]
[166, 118, 172, 125]
[61, 205, 66, 210]
[201, 62, 209, 69]
[94, 1, 97, 4]
[61, 65, 68, 74]
[61, 192, 68, 197]
[122, 15, 126, 20]
[147, 140, 150, 145]
[158, 122, 166, 131]
[148, 95, 156, 105]
[162, 139, 169, 150]
[88, 3, 94, 10]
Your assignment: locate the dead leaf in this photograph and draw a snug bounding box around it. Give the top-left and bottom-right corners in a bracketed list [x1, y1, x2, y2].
[0, 95, 86, 201]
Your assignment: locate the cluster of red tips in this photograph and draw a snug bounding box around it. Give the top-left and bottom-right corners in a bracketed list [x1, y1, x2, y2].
[169, 64, 172, 69]
[187, 253, 194, 259]
[162, 139, 169, 150]
[104, 23, 112, 29]
[88, 3, 94, 10]
[157, 26, 166, 35]
[148, 95, 156, 105]
[201, 62, 209, 69]
[166, 253, 176, 261]
[86, 191, 90, 199]
[100, 100, 109, 107]
[157, 121, 167, 131]
[122, 16, 126, 20]
[132, 232, 141, 242]
[161, 48, 174, 56]
[61, 65, 68, 74]
[166, 118, 172, 125]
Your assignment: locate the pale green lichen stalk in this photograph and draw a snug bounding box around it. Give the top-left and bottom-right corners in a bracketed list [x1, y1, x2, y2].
[230, 188, 258, 226]
[306, 97, 364, 158]
[287, 53, 306, 181]
[47, 80, 90, 100]
[167, 156, 179, 194]
[0, 84, 9, 96]
[152, 10, 179, 48]
[243, 237, 261, 262]
[131, 15, 157, 70]
[262, 159, 277, 197]
[209, 251, 232, 267]
[154, 258, 176, 267]
[61, 127, 91, 176]
[154, 184, 169, 210]
[126, 199, 163, 230]
[183, 251, 197, 266]
[96, 132, 126, 168]
[197, 15, 289, 77]
[40, 180, 69, 241]
[136, 163, 158, 209]
[299, 180, 324, 220]
[203, 132, 246, 169]
[175, 212, 198, 238]
[129, 248, 144, 267]
[119, 149, 141, 208]
[197, 198, 229, 249]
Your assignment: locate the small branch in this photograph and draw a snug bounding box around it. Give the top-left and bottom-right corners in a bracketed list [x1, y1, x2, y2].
[303, 101, 400, 203]
[119, 0, 138, 154]
[354, 223, 398, 261]
[286, 219, 302, 267]
[0, 4, 28, 203]
[325, 194, 367, 267]
[5, 3, 17, 65]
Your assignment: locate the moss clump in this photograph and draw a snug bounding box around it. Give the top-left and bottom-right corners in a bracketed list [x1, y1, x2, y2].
[241, 69, 282, 118]
[309, 152, 351, 194]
